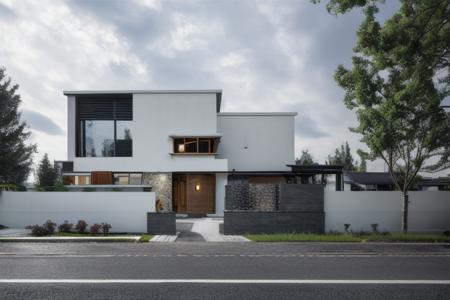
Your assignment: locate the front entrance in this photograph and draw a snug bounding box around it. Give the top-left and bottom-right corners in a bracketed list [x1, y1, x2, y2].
[172, 173, 215, 214]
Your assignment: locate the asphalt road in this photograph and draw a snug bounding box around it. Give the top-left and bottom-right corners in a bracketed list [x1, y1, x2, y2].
[0, 242, 449, 299]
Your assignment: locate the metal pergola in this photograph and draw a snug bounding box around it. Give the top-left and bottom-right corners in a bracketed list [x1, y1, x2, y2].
[286, 164, 345, 191]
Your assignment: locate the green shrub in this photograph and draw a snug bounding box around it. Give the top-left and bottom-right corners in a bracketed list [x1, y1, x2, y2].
[90, 224, 102, 236]
[58, 220, 73, 233]
[101, 223, 112, 236]
[75, 220, 88, 233]
[43, 220, 56, 235]
[26, 224, 49, 236]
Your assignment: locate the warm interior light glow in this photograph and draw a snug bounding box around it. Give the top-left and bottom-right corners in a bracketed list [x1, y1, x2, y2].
[178, 144, 185, 153]
[195, 183, 201, 191]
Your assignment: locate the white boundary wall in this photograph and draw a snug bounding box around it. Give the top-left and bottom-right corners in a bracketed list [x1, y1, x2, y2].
[325, 191, 450, 233]
[0, 192, 155, 233]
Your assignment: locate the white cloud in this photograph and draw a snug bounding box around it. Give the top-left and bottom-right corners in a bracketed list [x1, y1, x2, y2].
[0, 0, 151, 178]
[147, 12, 224, 58]
[135, 0, 162, 11]
[0, 0, 405, 178]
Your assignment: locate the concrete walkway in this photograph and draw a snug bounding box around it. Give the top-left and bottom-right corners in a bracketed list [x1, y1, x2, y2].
[176, 218, 249, 242]
[151, 218, 250, 243]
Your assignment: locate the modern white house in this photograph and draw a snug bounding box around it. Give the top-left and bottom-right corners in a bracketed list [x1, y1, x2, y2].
[61, 90, 297, 216]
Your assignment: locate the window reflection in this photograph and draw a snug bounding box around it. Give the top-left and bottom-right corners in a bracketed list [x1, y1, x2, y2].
[85, 121, 114, 157]
[116, 121, 133, 157]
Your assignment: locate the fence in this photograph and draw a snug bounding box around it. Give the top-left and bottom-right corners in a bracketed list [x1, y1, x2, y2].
[224, 184, 325, 234]
[0, 191, 155, 233]
[325, 191, 450, 233]
[224, 183, 450, 234]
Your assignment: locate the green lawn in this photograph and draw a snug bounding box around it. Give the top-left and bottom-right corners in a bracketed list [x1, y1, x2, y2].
[245, 233, 450, 243]
[138, 234, 153, 243]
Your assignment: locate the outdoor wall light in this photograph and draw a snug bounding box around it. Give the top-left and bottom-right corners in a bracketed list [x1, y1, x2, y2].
[195, 183, 201, 191]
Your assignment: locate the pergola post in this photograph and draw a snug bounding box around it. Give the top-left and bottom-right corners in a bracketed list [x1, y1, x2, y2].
[335, 173, 342, 191]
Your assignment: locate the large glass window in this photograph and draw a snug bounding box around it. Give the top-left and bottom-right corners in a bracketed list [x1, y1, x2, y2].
[84, 121, 115, 157]
[76, 95, 133, 157]
[116, 121, 133, 157]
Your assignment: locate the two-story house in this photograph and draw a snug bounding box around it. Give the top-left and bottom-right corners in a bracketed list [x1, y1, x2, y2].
[62, 90, 296, 216]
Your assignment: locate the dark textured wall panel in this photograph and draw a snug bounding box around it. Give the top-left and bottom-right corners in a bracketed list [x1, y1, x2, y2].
[224, 211, 325, 234]
[147, 212, 176, 235]
[279, 184, 324, 211]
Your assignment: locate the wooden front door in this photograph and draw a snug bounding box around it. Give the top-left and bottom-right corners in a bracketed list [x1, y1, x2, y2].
[172, 173, 215, 214]
[173, 174, 187, 213]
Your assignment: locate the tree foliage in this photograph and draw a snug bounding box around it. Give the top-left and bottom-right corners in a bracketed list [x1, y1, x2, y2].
[327, 142, 359, 171]
[0, 67, 36, 184]
[296, 149, 316, 165]
[315, 0, 450, 232]
[35, 153, 59, 189]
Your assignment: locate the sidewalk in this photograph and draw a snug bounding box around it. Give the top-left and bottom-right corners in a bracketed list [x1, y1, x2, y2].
[0, 229, 29, 237]
[0, 228, 140, 242]
[0, 236, 140, 242]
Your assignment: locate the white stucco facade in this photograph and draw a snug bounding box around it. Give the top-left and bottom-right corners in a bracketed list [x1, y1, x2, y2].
[217, 113, 296, 171]
[64, 90, 297, 215]
[68, 91, 228, 172]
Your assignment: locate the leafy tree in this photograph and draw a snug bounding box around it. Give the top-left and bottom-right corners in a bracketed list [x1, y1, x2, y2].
[315, 0, 450, 232]
[0, 67, 36, 185]
[35, 154, 59, 189]
[296, 149, 316, 165]
[357, 149, 367, 172]
[327, 142, 358, 171]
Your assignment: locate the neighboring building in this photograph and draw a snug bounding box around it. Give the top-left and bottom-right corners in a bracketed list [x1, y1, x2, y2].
[417, 176, 450, 191]
[61, 90, 297, 215]
[325, 172, 395, 191]
[344, 172, 395, 191]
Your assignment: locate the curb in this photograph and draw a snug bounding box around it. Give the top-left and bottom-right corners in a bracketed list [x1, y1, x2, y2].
[0, 237, 140, 243]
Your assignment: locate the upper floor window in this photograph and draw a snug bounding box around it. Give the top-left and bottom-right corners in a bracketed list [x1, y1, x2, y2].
[76, 94, 133, 157]
[173, 137, 218, 154]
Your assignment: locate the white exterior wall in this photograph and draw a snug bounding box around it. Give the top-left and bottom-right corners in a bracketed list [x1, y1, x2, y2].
[0, 191, 155, 233]
[325, 191, 450, 233]
[213, 173, 228, 216]
[68, 93, 227, 172]
[217, 113, 296, 171]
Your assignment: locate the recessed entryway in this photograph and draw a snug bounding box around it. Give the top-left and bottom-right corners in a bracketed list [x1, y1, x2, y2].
[172, 173, 215, 214]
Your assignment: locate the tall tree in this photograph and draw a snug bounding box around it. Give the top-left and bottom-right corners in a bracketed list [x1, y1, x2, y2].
[35, 154, 58, 188]
[0, 67, 36, 185]
[315, 0, 450, 232]
[327, 142, 358, 171]
[357, 149, 367, 172]
[296, 149, 316, 165]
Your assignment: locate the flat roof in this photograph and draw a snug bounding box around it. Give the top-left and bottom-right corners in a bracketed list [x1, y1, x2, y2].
[218, 112, 297, 116]
[63, 89, 222, 112]
[63, 89, 222, 95]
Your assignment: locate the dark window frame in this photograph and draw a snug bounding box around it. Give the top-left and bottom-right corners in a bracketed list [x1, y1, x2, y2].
[173, 137, 218, 154]
[75, 94, 133, 157]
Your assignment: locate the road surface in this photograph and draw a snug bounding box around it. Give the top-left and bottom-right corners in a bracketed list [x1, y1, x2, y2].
[0, 242, 449, 299]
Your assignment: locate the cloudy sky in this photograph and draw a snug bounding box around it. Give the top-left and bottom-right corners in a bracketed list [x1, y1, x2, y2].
[1, 0, 404, 172]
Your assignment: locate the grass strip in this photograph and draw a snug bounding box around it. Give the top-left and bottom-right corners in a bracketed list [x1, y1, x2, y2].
[245, 233, 450, 243]
[138, 234, 153, 243]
